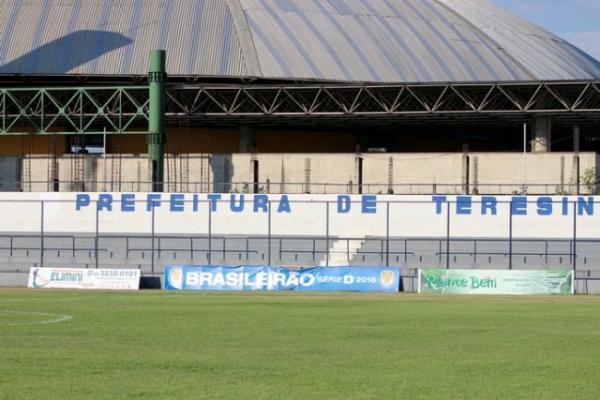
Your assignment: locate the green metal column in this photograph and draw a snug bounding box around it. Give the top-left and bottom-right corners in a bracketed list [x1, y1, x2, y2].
[148, 49, 166, 192]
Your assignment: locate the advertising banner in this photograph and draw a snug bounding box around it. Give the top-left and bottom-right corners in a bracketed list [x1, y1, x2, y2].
[418, 269, 573, 295]
[164, 265, 401, 292]
[28, 267, 141, 290]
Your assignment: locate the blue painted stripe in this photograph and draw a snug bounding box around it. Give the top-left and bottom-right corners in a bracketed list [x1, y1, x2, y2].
[314, 1, 384, 81]
[186, 0, 206, 74]
[0, 1, 23, 66]
[245, 15, 294, 77]
[27, 0, 53, 73]
[256, 0, 324, 79]
[120, 0, 144, 75]
[402, 1, 482, 81]
[379, 0, 457, 81]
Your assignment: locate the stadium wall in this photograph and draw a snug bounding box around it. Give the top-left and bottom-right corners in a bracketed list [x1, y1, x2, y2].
[0, 192, 598, 239]
[6, 152, 597, 194]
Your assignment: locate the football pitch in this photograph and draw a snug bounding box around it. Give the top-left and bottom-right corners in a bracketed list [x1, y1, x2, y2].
[1, 290, 600, 399]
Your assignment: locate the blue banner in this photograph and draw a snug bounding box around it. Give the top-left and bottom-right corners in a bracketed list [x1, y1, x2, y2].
[164, 265, 401, 292]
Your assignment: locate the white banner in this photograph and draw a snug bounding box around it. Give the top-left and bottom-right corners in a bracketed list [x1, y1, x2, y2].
[418, 269, 574, 295]
[28, 268, 140, 290]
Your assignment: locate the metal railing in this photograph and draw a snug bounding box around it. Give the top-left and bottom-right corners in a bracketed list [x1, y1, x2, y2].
[0, 233, 592, 269]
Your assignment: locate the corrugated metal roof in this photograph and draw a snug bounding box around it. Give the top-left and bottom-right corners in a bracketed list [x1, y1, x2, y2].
[440, 0, 600, 81]
[0, 0, 598, 82]
[0, 0, 248, 77]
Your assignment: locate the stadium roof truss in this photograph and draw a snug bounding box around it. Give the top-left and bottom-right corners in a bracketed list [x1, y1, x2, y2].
[0, 86, 150, 135]
[0, 81, 599, 135]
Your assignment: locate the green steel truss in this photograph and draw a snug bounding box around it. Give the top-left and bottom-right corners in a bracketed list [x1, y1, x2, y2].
[1, 81, 599, 135]
[0, 86, 149, 135]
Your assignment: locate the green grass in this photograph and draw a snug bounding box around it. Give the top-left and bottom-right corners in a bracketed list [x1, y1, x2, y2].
[1, 290, 600, 399]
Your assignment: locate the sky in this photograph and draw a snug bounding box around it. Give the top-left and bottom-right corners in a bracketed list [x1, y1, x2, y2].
[492, 0, 600, 61]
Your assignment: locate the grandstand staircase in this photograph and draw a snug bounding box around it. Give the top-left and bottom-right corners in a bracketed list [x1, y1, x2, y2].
[320, 239, 365, 266]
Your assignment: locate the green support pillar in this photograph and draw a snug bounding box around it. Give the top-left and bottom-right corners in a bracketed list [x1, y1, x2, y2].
[148, 49, 166, 192]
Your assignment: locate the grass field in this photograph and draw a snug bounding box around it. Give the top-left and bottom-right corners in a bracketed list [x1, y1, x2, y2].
[1, 290, 600, 399]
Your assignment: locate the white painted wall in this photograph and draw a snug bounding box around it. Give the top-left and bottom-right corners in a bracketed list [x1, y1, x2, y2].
[0, 192, 598, 240]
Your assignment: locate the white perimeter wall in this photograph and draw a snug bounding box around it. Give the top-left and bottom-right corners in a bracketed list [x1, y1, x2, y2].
[0, 192, 598, 240]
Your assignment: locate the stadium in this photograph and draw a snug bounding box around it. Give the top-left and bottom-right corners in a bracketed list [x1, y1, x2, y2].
[1, 1, 600, 398]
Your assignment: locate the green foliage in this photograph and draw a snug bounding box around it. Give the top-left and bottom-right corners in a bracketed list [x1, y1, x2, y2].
[231, 183, 266, 194]
[554, 185, 569, 195]
[581, 168, 599, 195]
[2, 289, 600, 399]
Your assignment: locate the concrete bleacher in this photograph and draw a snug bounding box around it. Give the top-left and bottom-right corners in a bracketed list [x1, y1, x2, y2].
[2, 233, 600, 292]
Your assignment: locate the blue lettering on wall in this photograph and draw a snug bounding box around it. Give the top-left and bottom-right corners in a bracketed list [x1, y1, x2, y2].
[73, 193, 598, 218]
[121, 193, 136, 212]
[147, 194, 161, 212]
[170, 194, 185, 212]
[337, 195, 351, 213]
[456, 196, 472, 215]
[562, 197, 569, 216]
[207, 194, 221, 212]
[97, 194, 113, 211]
[537, 197, 553, 216]
[362, 195, 377, 214]
[277, 195, 291, 213]
[254, 195, 269, 213]
[193, 194, 199, 212]
[230, 194, 245, 212]
[511, 196, 527, 216]
[76, 194, 90, 211]
[432, 196, 447, 215]
[481, 197, 497, 216]
[578, 197, 594, 216]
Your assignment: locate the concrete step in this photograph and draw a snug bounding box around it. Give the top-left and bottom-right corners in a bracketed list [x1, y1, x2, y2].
[320, 239, 365, 266]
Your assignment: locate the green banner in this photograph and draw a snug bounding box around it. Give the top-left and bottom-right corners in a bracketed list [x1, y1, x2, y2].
[419, 269, 573, 295]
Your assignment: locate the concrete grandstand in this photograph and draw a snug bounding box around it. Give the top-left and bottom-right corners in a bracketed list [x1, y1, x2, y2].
[0, 0, 599, 291]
